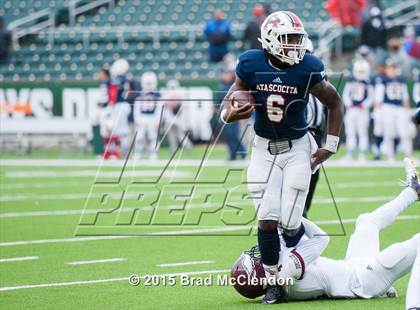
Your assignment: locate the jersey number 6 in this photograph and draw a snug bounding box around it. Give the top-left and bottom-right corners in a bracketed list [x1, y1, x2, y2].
[266, 94, 284, 123]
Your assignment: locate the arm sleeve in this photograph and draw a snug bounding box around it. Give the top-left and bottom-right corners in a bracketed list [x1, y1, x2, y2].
[402, 82, 409, 103]
[308, 57, 326, 89]
[235, 53, 254, 89]
[365, 84, 374, 108]
[203, 22, 210, 39]
[413, 82, 420, 104]
[294, 218, 330, 266]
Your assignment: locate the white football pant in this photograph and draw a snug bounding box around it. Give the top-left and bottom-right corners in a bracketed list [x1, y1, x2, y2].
[345, 107, 369, 155]
[381, 104, 413, 159]
[406, 245, 420, 310]
[135, 117, 160, 159]
[247, 133, 318, 230]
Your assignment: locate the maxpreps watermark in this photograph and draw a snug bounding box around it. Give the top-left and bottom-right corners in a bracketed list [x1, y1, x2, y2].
[128, 274, 294, 287]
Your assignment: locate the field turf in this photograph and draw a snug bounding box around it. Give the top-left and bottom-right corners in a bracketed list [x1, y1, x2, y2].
[0, 147, 419, 309]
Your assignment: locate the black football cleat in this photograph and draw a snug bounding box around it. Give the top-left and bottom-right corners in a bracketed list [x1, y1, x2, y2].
[261, 286, 282, 305]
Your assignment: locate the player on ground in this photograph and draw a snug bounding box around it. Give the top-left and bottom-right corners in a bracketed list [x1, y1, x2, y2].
[220, 11, 343, 304]
[133, 71, 162, 160]
[374, 59, 412, 160]
[232, 158, 420, 306]
[342, 59, 373, 161]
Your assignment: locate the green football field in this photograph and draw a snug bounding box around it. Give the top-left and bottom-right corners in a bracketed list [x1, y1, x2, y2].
[0, 148, 419, 309]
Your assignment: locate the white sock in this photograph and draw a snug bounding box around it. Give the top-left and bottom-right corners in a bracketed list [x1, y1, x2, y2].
[369, 188, 418, 230]
[406, 247, 420, 310]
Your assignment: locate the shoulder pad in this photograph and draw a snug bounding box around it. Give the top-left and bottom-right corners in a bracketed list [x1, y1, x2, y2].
[237, 49, 265, 73]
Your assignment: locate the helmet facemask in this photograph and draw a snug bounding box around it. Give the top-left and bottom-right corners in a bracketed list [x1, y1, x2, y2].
[259, 31, 307, 65]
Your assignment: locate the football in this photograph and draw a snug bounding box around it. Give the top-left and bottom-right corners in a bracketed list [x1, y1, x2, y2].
[231, 90, 255, 108]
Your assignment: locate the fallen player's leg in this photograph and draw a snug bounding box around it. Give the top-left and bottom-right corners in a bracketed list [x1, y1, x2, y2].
[406, 246, 420, 310]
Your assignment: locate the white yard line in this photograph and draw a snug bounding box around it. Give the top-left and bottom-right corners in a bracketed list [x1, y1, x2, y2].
[0, 195, 396, 215]
[0, 180, 399, 191]
[4, 170, 191, 178]
[66, 258, 127, 265]
[0, 158, 408, 167]
[0, 215, 418, 247]
[157, 260, 215, 267]
[0, 269, 230, 292]
[0, 256, 39, 263]
[0, 179, 397, 202]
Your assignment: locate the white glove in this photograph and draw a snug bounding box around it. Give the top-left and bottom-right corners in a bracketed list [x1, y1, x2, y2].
[277, 249, 305, 280]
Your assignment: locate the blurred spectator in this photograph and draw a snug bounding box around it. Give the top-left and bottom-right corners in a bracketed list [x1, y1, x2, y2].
[361, 6, 388, 63]
[326, 0, 365, 27]
[402, 26, 420, 60]
[217, 67, 246, 161]
[0, 18, 11, 64]
[387, 37, 412, 78]
[262, 2, 272, 15]
[243, 5, 266, 50]
[204, 10, 231, 63]
[163, 79, 192, 153]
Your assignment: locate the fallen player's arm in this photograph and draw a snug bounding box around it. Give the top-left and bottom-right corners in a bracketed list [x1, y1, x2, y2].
[309, 80, 344, 169]
[298, 218, 330, 264]
[220, 76, 254, 123]
[279, 218, 330, 280]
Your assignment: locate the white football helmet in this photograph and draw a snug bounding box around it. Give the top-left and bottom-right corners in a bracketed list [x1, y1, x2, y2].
[167, 79, 180, 90]
[258, 11, 307, 65]
[141, 71, 158, 92]
[110, 59, 130, 77]
[352, 59, 371, 81]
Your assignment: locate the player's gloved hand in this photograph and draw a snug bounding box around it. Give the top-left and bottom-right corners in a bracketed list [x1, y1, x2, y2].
[310, 148, 332, 171]
[277, 250, 304, 281]
[221, 98, 254, 123]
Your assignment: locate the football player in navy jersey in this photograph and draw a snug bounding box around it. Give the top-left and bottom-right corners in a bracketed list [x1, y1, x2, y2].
[342, 59, 373, 161]
[100, 59, 132, 159]
[220, 11, 343, 304]
[133, 71, 162, 160]
[374, 59, 412, 160]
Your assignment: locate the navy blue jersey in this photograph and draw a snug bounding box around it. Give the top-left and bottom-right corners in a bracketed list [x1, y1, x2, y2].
[343, 77, 372, 107]
[375, 75, 409, 106]
[136, 91, 161, 114]
[236, 49, 325, 140]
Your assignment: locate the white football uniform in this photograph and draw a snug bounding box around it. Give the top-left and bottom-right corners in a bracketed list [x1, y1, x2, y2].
[342, 78, 373, 157]
[375, 76, 411, 158]
[281, 188, 419, 301]
[133, 91, 162, 159]
[247, 133, 318, 230]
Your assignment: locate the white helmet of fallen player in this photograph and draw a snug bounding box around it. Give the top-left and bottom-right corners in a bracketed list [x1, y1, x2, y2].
[258, 11, 307, 65]
[110, 59, 130, 77]
[141, 71, 158, 92]
[352, 59, 370, 81]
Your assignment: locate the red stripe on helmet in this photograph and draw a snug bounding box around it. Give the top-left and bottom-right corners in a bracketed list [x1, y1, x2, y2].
[285, 12, 302, 29]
